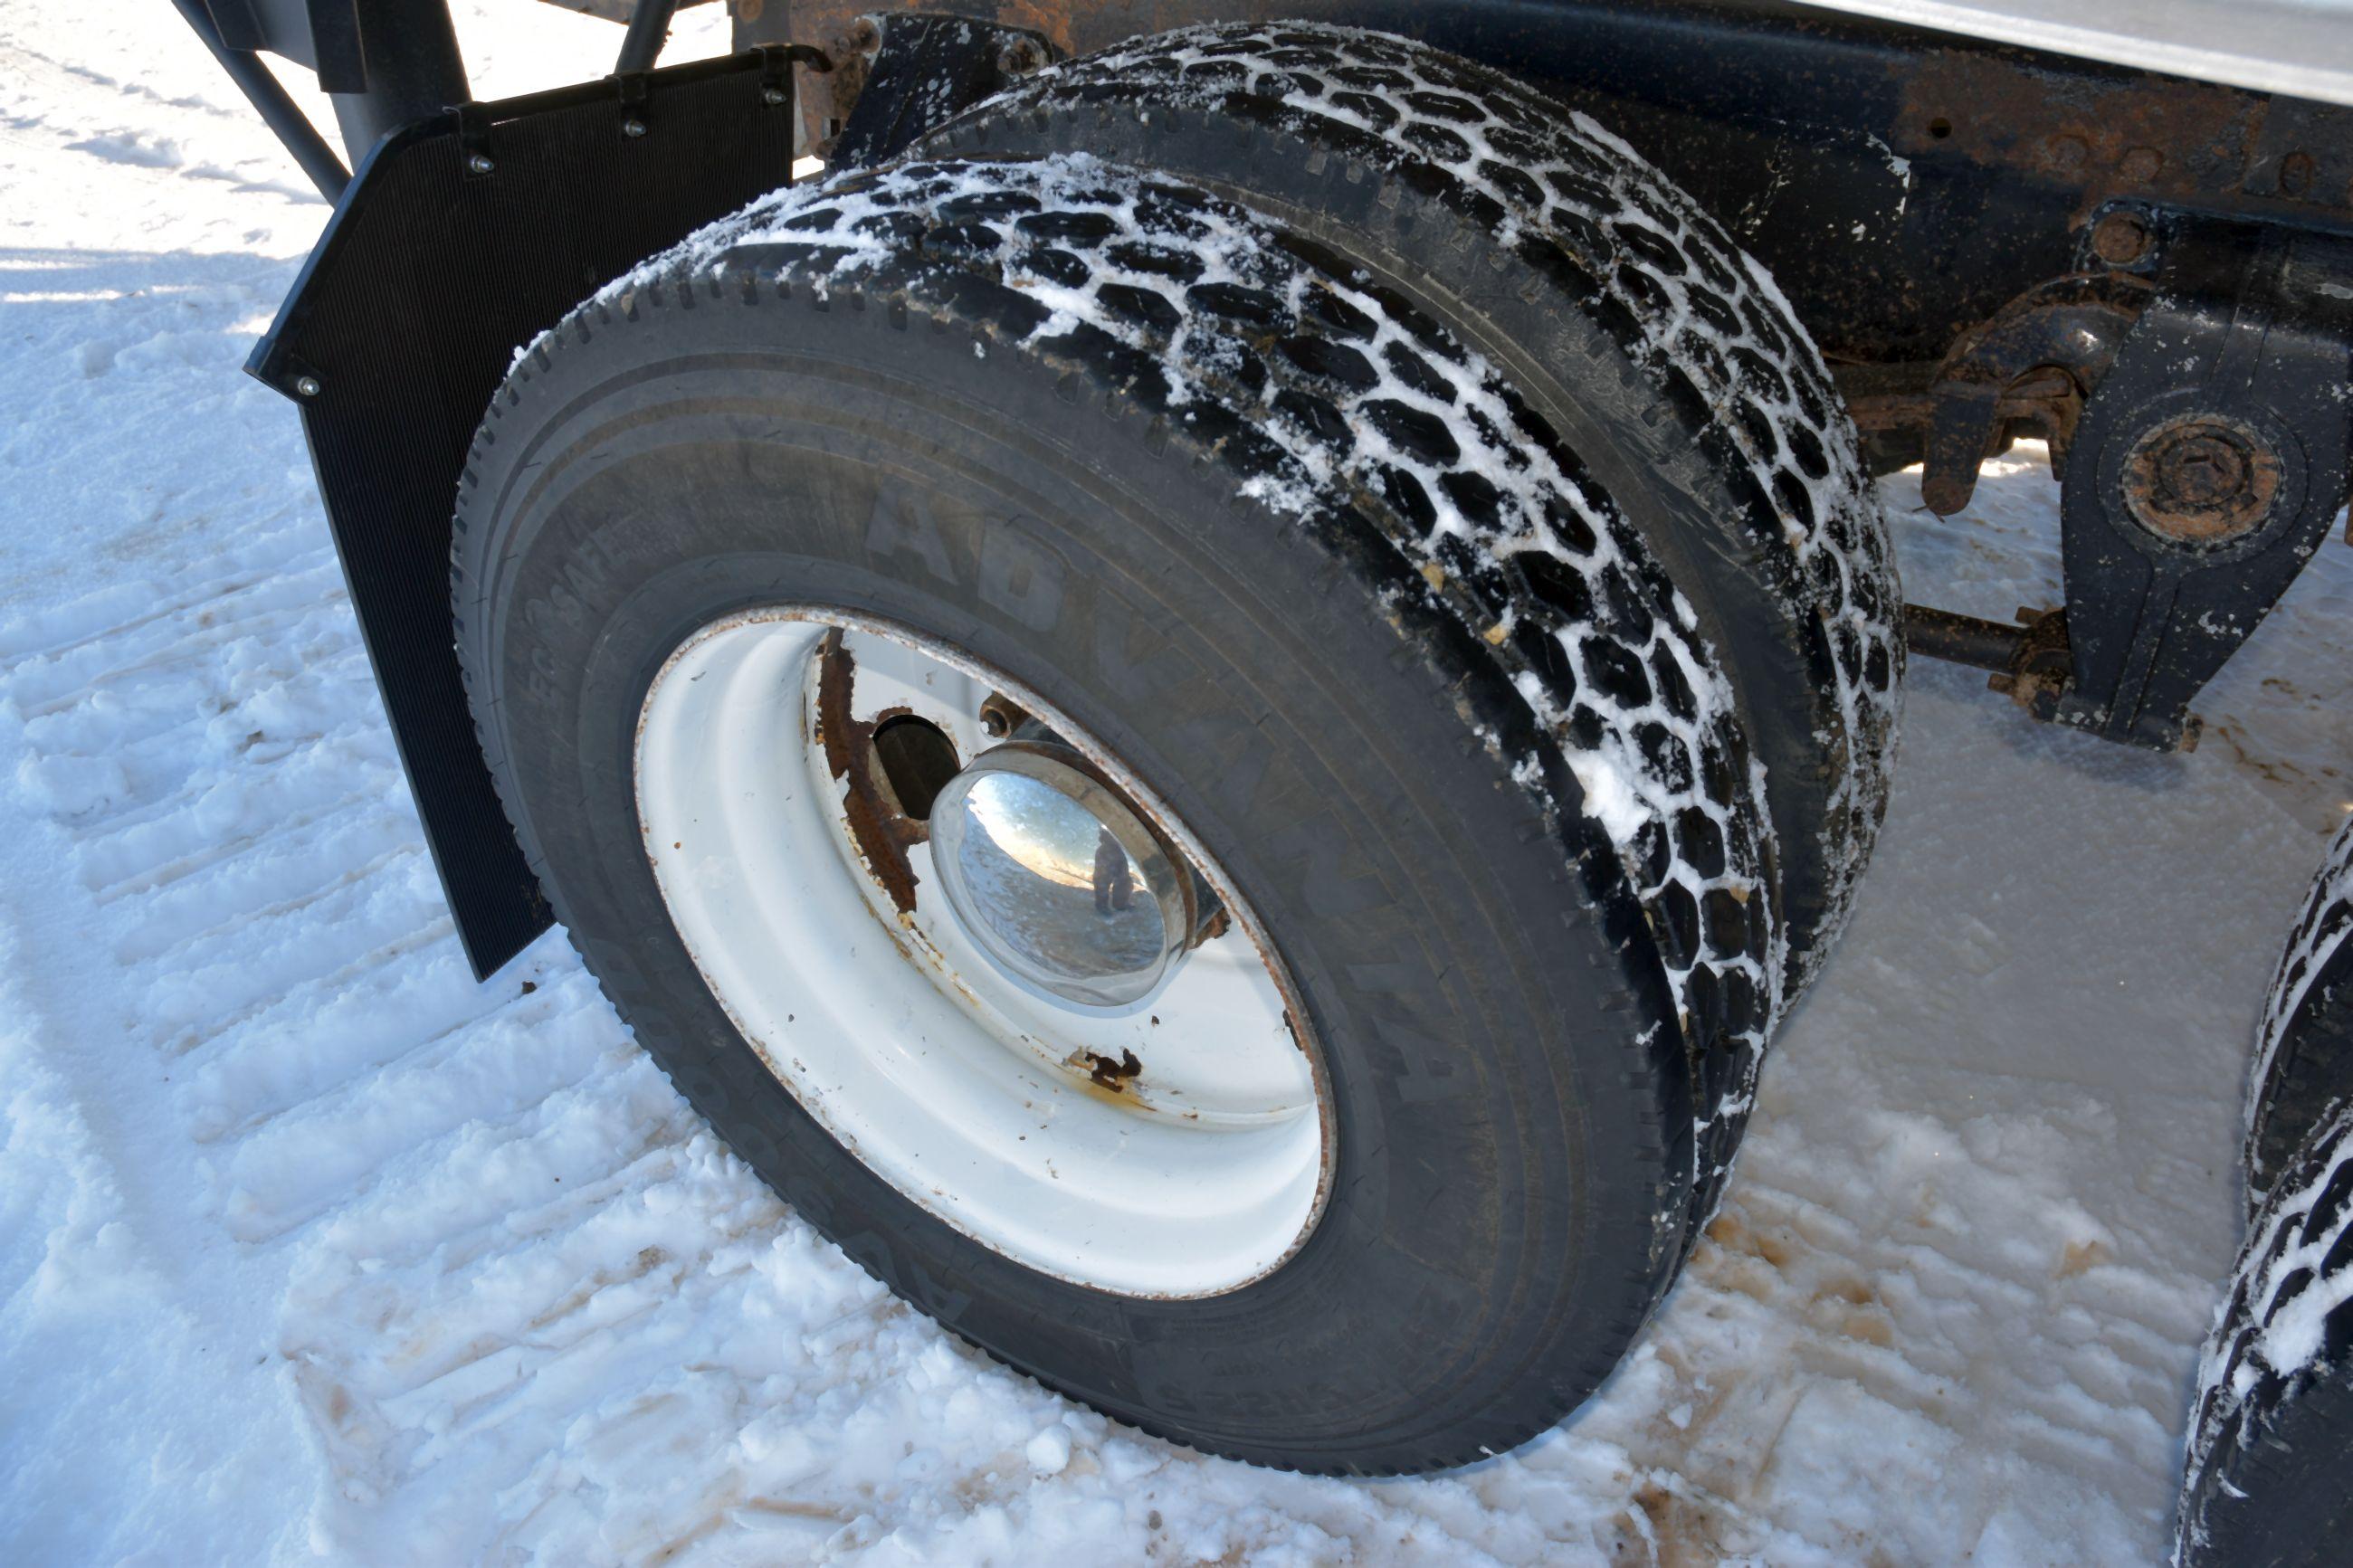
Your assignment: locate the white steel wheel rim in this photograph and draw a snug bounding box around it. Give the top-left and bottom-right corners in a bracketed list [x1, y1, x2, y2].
[634, 608, 1332, 1297]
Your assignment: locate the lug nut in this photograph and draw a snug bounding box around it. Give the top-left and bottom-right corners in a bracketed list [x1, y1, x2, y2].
[977, 692, 1026, 739]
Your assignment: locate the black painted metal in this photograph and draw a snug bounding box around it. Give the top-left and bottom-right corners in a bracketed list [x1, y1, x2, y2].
[319, 0, 472, 160]
[731, 0, 797, 51]
[195, 0, 472, 168]
[248, 51, 804, 976]
[1395, 0, 2350, 366]
[789, 0, 2353, 367]
[615, 0, 682, 74]
[2053, 220, 2353, 750]
[1903, 605, 2024, 674]
[172, 0, 351, 199]
[201, 0, 316, 67]
[829, 13, 1058, 170]
[1917, 272, 2150, 516]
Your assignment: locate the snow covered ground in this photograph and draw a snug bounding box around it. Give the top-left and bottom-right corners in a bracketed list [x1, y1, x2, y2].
[5, 3, 2352, 1563]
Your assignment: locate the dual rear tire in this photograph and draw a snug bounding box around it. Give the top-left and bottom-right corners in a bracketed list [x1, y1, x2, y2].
[452, 28, 1898, 1472]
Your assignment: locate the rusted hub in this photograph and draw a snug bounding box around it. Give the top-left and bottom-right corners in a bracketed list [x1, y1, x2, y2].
[995, 35, 1047, 78]
[2121, 413, 2284, 546]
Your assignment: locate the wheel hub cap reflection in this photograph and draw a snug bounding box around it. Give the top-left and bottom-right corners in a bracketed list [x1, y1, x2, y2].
[929, 743, 1193, 1008]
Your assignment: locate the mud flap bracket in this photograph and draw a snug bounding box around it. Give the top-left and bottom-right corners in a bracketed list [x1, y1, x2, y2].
[249, 50, 805, 977]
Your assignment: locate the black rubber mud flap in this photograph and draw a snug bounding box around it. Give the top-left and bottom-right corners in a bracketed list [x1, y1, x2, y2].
[248, 49, 806, 978]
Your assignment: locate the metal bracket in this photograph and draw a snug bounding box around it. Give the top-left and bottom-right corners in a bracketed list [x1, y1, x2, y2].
[1919, 271, 2152, 515]
[2049, 220, 2353, 751]
[826, 11, 1055, 170]
[757, 40, 830, 96]
[455, 100, 496, 175]
[615, 68, 653, 138]
[170, 0, 353, 199]
[247, 51, 805, 977]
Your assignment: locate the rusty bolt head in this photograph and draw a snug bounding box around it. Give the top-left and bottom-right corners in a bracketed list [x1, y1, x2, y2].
[2091, 211, 2150, 267]
[996, 38, 1044, 78]
[2120, 146, 2165, 182]
[2122, 414, 2284, 546]
[2280, 150, 2318, 197]
[977, 692, 1025, 739]
[2042, 133, 2089, 173]
[849, 18, 881, 52]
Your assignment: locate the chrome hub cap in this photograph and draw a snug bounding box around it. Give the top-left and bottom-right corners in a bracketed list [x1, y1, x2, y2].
[929, 740, 1208, 1010]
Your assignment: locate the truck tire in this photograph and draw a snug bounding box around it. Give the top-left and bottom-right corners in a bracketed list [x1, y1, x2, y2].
[2248, 817, 2353, 1202]
[930, 21, 1901, 993]
[2177, 1101, 2353, 1566]
[452, 156, 1781, 1472]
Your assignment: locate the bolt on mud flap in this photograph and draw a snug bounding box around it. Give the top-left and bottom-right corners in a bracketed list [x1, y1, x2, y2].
[2052, 220, 2353, 752]
[247, 50, 808, 978]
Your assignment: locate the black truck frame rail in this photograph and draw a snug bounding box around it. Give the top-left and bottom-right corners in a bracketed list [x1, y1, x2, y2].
[180, 0, 2353, 974]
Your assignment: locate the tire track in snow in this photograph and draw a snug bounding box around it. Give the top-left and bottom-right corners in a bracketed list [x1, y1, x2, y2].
[2, 526, 850, 1549]
[8, 517, 1498, 1563]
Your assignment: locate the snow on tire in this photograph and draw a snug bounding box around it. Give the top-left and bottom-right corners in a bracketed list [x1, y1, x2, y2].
[933, 21, 1902, 998]
[2178, 1100, 2353, 1565]
[2247, 814, 2353, 1203]
[454, 154, 1785, 1469]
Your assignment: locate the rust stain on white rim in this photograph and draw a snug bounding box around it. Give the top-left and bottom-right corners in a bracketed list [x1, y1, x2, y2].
[634, 605, 1335, 1298]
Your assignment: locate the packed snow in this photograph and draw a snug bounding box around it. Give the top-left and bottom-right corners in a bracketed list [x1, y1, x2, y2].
[5, 3, 2353, 1564]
